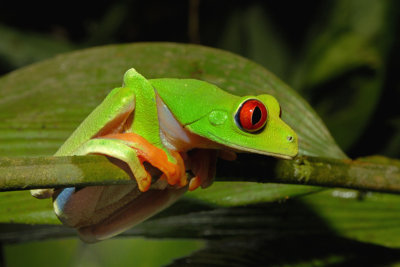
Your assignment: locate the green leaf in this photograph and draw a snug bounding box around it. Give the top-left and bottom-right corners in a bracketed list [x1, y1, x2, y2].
[0, 43, 343, 238]
[0, 43, 344, 159]
[169, 237, 400, 266]
[217, 3, 290, 80]
[0, 24, 75, 70]
[0, 191, 57, 224]
[186, 182, 318, 207]
[291, 0, 395, 150]
[4, 238, 204, 267]
[302, 189, 400, 248]
[2, 43, 400, 252]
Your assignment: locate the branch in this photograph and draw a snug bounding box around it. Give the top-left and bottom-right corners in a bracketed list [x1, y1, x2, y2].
[217, 154, 400, 194]
[0, 156, 132, 191]
[1, 154, 400, 194]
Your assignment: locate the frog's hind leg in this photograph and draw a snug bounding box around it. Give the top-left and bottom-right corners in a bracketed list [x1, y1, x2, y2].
[31, 86, 136, 199]
[54, 133, 187, 229]
[53, 138, 150, 228]
[78, 186, 187, 243]
[53, 134, 187, 242]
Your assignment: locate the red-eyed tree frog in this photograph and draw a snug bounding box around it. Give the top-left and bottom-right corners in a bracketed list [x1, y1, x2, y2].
[31, 68, 298, 242]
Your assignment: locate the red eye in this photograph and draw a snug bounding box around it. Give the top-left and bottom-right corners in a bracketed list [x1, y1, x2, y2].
[236, 99, 268, 132]
[279, 105, 282, 118]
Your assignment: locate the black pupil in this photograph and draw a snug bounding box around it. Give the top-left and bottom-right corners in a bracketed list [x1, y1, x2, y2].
[252, 106, 262, 125]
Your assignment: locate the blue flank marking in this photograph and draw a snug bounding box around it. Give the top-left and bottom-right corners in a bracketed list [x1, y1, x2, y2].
[54, 187, 76, 212]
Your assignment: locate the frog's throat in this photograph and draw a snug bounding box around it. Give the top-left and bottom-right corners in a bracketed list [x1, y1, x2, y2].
[206, 133, 296, 160]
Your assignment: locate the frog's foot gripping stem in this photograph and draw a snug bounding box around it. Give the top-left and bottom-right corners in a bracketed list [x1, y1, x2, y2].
[184, 149, 237, 191]
[185, 149, 218, 191]
[74, 132, 187, 192]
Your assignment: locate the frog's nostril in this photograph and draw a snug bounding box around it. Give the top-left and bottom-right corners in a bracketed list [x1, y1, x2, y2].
[287, 135, 294, 142]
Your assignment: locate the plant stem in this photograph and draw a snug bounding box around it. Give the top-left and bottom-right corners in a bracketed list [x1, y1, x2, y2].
[0, 155, 132, 191]
[0, 154, 400, 193]
[217, 154, 400, 194]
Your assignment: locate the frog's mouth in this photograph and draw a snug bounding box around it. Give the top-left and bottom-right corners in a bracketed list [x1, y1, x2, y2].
[206, 133, 296, 160]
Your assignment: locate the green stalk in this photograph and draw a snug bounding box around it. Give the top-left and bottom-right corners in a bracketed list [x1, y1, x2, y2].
[0, 155, 399, 194]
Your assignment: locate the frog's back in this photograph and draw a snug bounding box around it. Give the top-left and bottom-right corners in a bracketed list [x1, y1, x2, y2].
[150, 78, 238, 125]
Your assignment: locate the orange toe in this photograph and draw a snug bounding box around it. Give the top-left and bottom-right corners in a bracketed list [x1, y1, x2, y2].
[188, 176, 202, 191]
[136, 173, 152, 192]
[102, 133, 187, 191]
[187, 149, 217, 190]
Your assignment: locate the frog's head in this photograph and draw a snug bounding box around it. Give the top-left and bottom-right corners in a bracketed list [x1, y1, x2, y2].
[185, 94, 298, 159]
[152, 78, 298, 159]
